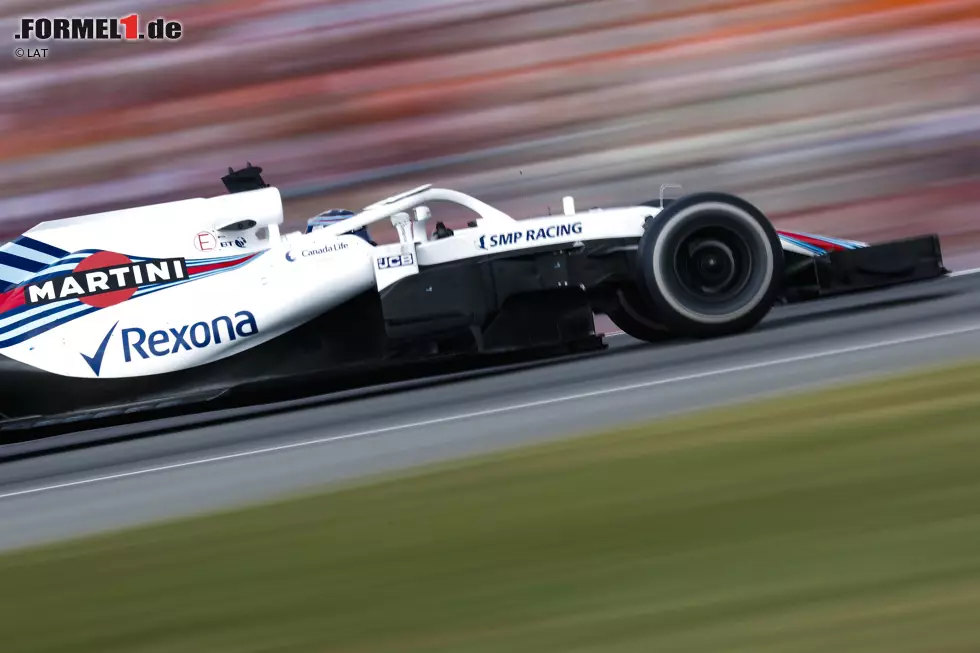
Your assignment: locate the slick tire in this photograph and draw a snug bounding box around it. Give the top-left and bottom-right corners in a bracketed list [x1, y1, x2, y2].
[606, 287, 675, 343]
[635, 192, 783, 338]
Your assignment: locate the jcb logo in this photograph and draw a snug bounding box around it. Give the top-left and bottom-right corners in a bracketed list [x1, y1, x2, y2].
[377, 253, 415, 269]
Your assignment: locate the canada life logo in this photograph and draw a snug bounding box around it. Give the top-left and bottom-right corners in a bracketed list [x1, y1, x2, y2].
[24, 251, 188, 308]
[286, 242, 349, 262]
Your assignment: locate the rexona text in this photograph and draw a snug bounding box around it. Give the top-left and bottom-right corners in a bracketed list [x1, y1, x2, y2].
[25, 258, 188, 305]
[477, 222, 583, 250]
[122, 310, 258, 361]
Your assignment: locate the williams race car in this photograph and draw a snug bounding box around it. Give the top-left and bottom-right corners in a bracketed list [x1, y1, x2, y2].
[0, 164, 946, 428]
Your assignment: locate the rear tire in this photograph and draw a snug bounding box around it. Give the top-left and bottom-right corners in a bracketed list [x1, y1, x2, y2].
[606, 287, 674, 342]
[635, 192, 782, 338]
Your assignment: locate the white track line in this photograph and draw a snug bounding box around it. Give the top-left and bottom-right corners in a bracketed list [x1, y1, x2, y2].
[4, 320, 980, 501]
[949, 267, 980, 277]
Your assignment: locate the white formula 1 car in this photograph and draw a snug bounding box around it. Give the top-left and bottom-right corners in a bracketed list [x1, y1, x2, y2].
[0, 164, 946, 426]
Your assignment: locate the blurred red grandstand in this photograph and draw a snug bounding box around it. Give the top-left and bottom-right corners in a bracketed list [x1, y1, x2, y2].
[1, 0, 978, 261]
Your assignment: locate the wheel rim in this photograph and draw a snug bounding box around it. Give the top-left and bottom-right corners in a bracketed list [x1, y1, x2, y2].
[674, 229, 752, 304]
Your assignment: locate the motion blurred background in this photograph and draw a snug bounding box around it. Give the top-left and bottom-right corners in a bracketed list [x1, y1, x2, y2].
[1, 0, 979, 261]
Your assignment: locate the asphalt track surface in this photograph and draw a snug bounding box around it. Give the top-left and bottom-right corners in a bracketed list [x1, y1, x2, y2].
[3, 270, 980, 552]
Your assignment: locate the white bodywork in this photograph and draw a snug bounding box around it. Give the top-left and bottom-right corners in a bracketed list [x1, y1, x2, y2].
[0, 184, 861, 379]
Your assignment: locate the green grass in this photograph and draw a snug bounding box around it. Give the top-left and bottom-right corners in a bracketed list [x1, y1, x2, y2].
[5, 361, 980, 653]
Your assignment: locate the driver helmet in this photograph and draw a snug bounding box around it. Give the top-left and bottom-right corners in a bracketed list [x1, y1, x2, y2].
[306, 209, 374, 244]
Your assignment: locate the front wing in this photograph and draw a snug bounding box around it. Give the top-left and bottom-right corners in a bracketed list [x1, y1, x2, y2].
[782, 235, 947, 302]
